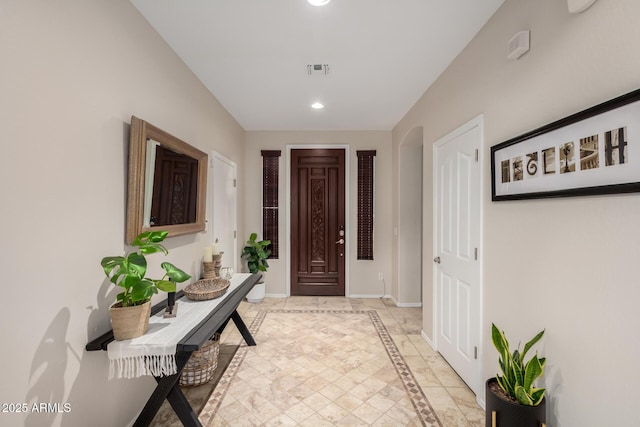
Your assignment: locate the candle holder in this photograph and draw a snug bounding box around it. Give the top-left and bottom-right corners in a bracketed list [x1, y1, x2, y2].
[220, 266, 233, 280]
[203, 261, 216, 279]
[213, 253, 222, 277]
[163, 291, 177, 318]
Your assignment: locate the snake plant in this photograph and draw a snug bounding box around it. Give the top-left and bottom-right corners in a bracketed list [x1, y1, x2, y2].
[491, 323, 546, 406]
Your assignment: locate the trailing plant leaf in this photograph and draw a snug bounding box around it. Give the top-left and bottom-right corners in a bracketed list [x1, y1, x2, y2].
[122, 274, 142, 290]
[126, 252, 147, 277]
[116, 292, 126, 303]
[132, 231, 169, 255]
[491, 323, 546, 406]
[155, 279, 176, 293]
[100, 231, 190, 307]
[161, 262, 190, 284]
[131, 279, 155, 302]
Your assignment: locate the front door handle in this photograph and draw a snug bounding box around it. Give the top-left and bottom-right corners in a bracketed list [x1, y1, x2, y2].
[336, 238, 345, 245]
[434, 256, 441, 264]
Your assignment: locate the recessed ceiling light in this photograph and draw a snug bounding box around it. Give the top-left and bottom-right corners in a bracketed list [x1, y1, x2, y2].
[308, 0, 330, 6]
[311, 102, 325, 109]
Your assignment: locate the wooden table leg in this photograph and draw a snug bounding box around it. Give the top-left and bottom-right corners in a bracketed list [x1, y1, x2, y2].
[165, 382, 202, 426]
[133, 351, 195, 427]
[230, 310, 256, 346]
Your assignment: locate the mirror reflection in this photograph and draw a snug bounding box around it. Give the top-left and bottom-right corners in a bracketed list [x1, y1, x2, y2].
[126, 116, 207, 243]
[143, 140, 199, 227]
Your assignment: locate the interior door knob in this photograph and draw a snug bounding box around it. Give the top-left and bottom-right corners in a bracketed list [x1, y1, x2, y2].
[336, 238, 345, 244]
[434, 256, 441, 264]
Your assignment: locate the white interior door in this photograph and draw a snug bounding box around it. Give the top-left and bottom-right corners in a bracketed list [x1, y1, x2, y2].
[211, 152, 237, 272]
[433, 116, 482, 396]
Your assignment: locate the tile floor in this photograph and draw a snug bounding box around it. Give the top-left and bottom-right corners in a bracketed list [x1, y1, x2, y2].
[155, 296, 484, 426]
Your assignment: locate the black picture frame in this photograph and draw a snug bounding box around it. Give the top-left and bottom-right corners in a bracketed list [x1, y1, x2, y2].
[491, 88, 640, 201]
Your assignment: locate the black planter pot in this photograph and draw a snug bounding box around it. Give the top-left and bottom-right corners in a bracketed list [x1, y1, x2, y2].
[485, 378, 546, 427]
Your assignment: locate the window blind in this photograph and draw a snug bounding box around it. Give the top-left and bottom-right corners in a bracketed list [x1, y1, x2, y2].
[261, 150, 281, 258]
[357, 150, 376, 260]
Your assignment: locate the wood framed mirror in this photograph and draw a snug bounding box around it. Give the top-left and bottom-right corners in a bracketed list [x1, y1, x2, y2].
[126, 116, 207, 243]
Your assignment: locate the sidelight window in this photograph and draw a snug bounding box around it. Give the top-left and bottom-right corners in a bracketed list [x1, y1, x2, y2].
[261, 150, 281, 259]
[356, 150, 376, 260]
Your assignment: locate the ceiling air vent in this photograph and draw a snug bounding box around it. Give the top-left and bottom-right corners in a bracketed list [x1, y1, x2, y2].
[307, 64, 330, 75]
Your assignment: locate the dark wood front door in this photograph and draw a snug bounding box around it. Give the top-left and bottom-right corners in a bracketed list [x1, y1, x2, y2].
[291, 149, 345, 296]
[150, 145, 198, 226]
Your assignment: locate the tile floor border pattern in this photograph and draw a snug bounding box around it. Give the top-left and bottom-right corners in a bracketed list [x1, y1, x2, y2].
[365, 310, 442, 427]
[198, 310, 267, 424]
[199, 309, 443, 427]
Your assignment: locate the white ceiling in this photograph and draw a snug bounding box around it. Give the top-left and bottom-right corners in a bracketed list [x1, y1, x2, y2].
[130, 0, 505, 131]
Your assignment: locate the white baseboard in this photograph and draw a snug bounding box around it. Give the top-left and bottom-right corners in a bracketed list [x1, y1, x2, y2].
[420, 328, 486, 411]
[395, 302, 422, 308]
[389, 295, 422, 308]
[264, 293, 288, 298]
[263, 293, 396, 299]
[476, 396, 486, 410]
[420, 330, 436, 350]
[263, 293, 422, 307]
[348, 294, 385, 299]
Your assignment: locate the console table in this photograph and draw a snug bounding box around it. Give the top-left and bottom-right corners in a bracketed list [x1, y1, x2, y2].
[86, 273, 259, 426]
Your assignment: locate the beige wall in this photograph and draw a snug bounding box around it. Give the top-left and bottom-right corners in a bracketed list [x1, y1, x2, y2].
[244, 131, 393, 299]
[0, 0, 244, 425]
[5, 0, 638, 425]
[393, 0, 640, 425]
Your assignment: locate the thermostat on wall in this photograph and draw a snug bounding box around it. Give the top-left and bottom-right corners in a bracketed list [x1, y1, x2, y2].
[507, 30, 530, 60]
[568, 0, 597, 14]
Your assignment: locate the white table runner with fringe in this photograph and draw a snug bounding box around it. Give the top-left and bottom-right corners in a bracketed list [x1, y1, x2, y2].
[107, 273, 251, 379]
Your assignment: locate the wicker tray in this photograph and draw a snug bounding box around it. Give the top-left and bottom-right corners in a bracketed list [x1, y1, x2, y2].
[184, 278, 230, 301]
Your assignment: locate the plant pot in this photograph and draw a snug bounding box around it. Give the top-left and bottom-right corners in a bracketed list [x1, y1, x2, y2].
[246, 281, 265, 303]
[485, 378, 546, 427]
[109, 300, 151, 341]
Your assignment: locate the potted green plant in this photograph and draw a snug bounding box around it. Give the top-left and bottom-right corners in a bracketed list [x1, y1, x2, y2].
[486, 323, 546, 427]
[241, 232, 270, 303]
[100, 231, 191, 340]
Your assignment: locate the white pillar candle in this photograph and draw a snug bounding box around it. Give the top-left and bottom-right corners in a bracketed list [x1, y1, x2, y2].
[211, 240, 221, 255]
[203, 246, 213, 263]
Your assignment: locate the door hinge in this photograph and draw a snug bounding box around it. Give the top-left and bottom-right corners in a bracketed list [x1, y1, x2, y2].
[234, 230, 237, 238]
[474, 248, 478, 260]
[233, 179, 237, 187]
[474, 346, 478, 359]
[475, 149, 479, 162]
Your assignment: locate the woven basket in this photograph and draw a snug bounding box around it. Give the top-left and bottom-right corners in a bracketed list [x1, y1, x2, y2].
[109, 300, 151, 341]
[179, 333, 220, 387]
[184, 278, 230, 301]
